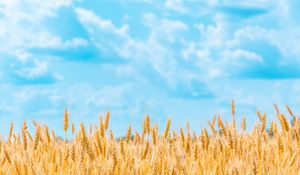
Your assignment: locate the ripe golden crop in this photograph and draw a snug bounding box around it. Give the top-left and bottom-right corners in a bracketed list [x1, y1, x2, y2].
[0, 103, 299, 174]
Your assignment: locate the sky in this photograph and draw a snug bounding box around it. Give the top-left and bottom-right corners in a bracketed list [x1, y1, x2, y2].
[1, 0, 300, 137]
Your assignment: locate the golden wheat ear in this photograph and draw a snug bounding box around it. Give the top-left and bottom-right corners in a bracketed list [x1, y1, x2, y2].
[64, 109, 69, 132]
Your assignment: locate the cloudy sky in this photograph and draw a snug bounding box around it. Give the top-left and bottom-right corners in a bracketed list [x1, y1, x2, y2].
[1, 0, 300, 136]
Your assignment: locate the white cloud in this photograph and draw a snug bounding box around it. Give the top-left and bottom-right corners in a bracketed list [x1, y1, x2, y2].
[76, 7, 129, 56]
[223, 49, 263, 63]
[15, 59, 49, 79]
[164, 0, 188, 13]
[28, 32, 88, 49]
[76, 9, 212, 98]
[232, 25, 300, 65]
[0, 0, 82, 52]
[142, 13, 188, 43]
[0, 0, 84, 84]
[76, 8, 129, 37]
[0, 0, 73, 20]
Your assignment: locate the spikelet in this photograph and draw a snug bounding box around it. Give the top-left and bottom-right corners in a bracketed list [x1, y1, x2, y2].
[79, 125, 86, 142]
[1, 158, 6, 166]
[22, 129, 27, 150]
[274, 104, 280, 115]
[99, 116, 105, 138]
[112, 149, 118, 172]
[71, 144, 76, 161]
[72, 122, 75, 134]
[278, 114, 289, 132]
[4, 148, 11, 164]
[277, 137, 283, 155]
[294, 117, 299, 131]
[180, 127, 185, 144]
[151, 126, 157, 145]
[80, 124, 88, 145]
[89, 125, 93, 135]
[286, 105, 294, 117]
[23, 120, 27, 130]
[30, 162, 37, 175]
[185, 132, 191, 154]
[231, 99, 235, 116]
[227, 131, 234, 149]
[256, 136, 262, 160]
[120, 141, 125, 158]
[172, 130, 177, 140]
[22, 163, 28, 175]
[26, 131, 33, 142]
[134, 131, 141, 144]
[269, 121, 274, 136]
[95, 131, 102, 155]
[241, 117, 246, 131]
[208, 121, 217, 136]
[101, 139, 107, 158]
[201, 128, 209, 150]
[104, 112, 110, 130]
[142, 141, 149, 159]
[80, 123, 94, 160]
[273, 122, 278, 135]
[218, 117, 227, 137]
[126, 126, 132, 143]
[164, 118, 171, 139]
[256, 111, 261, 119]
[252, 160, 257, 175]
[8, 123, 13, 144]
[193, 143, 199, 160]
[290, 150, 298, 167]
[13, 159, 21, 175]
[51, 129, 56, 139]
[64, 109, 69, 132]
[143, 114, 150, 135]
[22, 121, 28, 150]
[293, 128, 300, 146]
[109, 129, 114, 140]
[232, 100, 236, 130]
[212, 114, 217, 126]
[34, 125, 41, 150]
[259, 113, 266, 133]
[186, 122, 190, 132]
[45, 126, 51, 144]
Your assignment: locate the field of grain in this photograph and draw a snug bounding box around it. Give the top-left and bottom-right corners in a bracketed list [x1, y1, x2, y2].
[0, 102, 299, 174]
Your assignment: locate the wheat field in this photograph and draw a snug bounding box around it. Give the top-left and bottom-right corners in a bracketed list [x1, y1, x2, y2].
[0, 102, 299, 174]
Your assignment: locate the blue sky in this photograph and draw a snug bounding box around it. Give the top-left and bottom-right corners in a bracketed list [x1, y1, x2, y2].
[1, 0, 300, 137]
